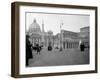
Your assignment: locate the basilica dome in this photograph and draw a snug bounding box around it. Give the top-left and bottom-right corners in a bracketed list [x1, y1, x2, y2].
[28, 19, 41, 35]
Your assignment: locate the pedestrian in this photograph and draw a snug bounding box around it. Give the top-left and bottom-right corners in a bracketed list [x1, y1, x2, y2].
[80, 43, 85, 52]
[26, 35, 33, 66]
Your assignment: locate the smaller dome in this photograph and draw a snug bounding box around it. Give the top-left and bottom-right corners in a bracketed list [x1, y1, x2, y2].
[48, 30, 53, 34]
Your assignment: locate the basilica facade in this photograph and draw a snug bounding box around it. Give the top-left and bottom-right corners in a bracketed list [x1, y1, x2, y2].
[27, 19, 54, 47]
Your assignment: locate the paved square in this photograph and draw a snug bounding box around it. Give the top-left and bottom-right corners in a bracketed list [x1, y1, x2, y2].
[28, 48, 89, 67]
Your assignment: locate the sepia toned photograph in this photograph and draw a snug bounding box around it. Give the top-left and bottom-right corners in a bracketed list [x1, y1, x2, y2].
[26, 12, 90, 67]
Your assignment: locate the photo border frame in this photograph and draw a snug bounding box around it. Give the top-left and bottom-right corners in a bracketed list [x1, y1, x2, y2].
[11, 2, 98, 78]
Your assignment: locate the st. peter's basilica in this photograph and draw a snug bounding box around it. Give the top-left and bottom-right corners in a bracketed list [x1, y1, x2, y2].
[26, 18, 89, 50]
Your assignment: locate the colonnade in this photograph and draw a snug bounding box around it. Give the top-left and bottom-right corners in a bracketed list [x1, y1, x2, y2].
[63, 41, 79, 49]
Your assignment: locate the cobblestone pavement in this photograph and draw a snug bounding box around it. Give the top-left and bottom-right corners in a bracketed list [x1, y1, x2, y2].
[28, 48, 89, 67]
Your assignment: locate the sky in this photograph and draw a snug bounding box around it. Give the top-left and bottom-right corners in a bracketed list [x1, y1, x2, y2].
[26, 12, 90, 35]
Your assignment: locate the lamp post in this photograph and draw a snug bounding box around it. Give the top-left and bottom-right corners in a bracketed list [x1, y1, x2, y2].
[59, 21, 63, 51]
[42, 19, 45, 47]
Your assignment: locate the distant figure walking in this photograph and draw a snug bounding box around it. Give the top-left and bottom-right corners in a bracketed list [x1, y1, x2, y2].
[80, 43, 85, 52]
[48, 42, 52, 51]
[26, 35, 33, 66]
[36, 43, 41, 54]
